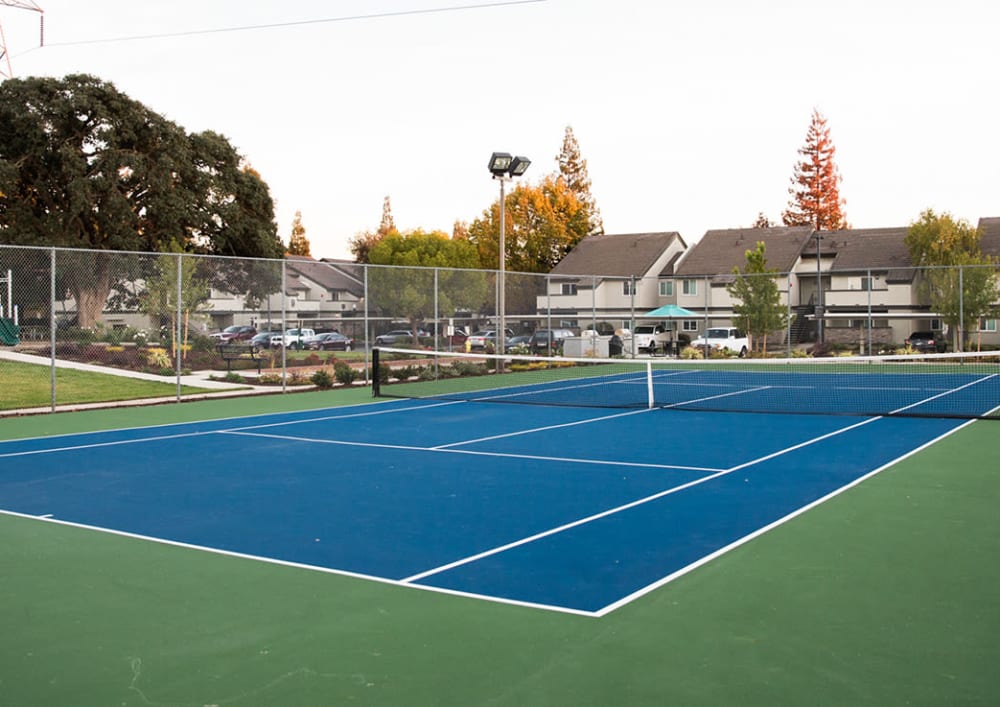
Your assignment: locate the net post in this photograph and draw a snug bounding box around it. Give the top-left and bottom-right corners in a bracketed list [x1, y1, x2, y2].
[372, 347, 381, 397]
[646, 360, 654, 409]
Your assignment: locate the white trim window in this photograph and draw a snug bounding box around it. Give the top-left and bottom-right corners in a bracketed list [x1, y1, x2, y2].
[682, 320, 698, 332]
[560, 283, 578, 296]
[979, 318, 997, 332]
[682, 279, 697, 296]
[622, 281, 636, 296]
[659, 280, 674, 297]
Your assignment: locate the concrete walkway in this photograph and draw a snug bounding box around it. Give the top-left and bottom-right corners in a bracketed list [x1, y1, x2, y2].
[0, 349, 280, 416]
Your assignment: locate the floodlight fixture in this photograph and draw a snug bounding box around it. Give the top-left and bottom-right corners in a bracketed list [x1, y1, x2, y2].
[488, 152, 513, 177]
[509, 156, 531, 176]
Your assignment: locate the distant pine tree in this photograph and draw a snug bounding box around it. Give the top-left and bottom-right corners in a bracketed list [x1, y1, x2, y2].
[556, 126, 604, 237]
[377, 195, 396, 237]
[782, 109, 847, 231]
[287, 210, 311, 256]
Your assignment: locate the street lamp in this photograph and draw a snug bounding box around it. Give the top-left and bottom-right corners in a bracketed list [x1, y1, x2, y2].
[488, 151, 530, 359]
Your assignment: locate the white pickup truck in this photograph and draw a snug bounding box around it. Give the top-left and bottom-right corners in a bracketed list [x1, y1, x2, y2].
[690, 327, 749, 357]
[269, 328, 316, 350]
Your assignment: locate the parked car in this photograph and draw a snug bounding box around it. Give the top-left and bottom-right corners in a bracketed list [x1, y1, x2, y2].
[305, 332, 354, 351]
[249, 330, 281, 348]
[467, 328, 514, 351]
[504, 334, 532, 352]
[690, 327, 749, 357]
[374, 329, 428, 346]
[529, 328, 575, 354]
[209, 325, 256, 342]
[269, 328, 316, 349]
[905, 331, 945, 353]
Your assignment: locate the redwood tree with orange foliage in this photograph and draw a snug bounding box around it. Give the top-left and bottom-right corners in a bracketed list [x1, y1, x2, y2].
[782, 109, 847, 231]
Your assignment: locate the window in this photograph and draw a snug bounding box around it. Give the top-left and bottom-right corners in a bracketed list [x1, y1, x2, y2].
[930, 319, 942, 331]
[622, 281, 636, 296]
[860, 277, 873, 291]
[659, 280, 674, 297]
[560, 283, 577, 296]
[682, 320, 699, 332]
[979, 318, 997, 332]
[682, 279, 697, 296]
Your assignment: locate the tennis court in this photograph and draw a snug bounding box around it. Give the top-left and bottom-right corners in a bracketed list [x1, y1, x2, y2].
[3, 350, 994, 616]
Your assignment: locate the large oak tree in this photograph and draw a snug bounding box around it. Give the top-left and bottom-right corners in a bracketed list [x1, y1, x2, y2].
[0, 74, 283, 326]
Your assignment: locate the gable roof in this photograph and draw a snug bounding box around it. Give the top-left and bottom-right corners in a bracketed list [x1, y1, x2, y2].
[549, 232, 684, 278]
[978, 217, 1000, 257]
[673, 226, 814, 276]
[285, 255, 363, 297]
[824, 227, 913, 270]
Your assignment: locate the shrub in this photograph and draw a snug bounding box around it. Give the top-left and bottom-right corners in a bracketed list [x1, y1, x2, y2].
[287, 370, 309, 385]
[451, 360, 487, 376]
[679, 346, 703, 360]
[146, 347, 172, 369]
[311, 369, 334, 389]
[333, 361, 358, 385]
[258, 373, 282, 385]
[224, 371, 244, 383]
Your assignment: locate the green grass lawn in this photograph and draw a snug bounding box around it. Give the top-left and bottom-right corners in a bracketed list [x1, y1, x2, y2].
[0, 360, 209, 410]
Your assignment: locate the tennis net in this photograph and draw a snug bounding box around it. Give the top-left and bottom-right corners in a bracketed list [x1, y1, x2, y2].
[372, 346, 1000, 419]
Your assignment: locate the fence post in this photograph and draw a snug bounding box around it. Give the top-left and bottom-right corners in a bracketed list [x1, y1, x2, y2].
[175, 252, 182, 400]
[786, 271, 792, 357]
[363, 264, 370, 385]
[49, 247, 56, 411]
[866, 268, 873, 355]
[281, 259, 287, 391]
[958, 265, 964, 352]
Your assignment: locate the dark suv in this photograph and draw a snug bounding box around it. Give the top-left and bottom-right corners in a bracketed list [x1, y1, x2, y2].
[904, 331, 944, 353]
[529, 328, 574, 354]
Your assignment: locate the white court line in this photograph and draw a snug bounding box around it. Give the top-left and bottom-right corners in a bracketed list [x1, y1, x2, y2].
[0, 509, 597, 618]
[594, 415, 980, 616]
[221, 399, 463, 433]
[400, 415, 873, 584]
[467, 371, 649, 402]
[661, 385, 771, 408]
[431, 407, 653, 449]
[888, 373, 997, 415]
[0, 400, 459, 459]
[220, 429, 721, 473]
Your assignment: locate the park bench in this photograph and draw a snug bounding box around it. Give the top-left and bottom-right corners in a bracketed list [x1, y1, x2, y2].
[216, 343, 264, 374]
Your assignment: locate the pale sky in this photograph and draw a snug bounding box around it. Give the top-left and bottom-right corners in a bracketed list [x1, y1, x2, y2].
[4, 0, 998, 260]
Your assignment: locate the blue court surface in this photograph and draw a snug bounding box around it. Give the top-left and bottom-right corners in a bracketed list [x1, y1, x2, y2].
[0, 399, 975, 615]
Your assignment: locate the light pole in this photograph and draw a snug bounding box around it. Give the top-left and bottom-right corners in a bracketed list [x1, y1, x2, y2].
[488, 152, 530, 359]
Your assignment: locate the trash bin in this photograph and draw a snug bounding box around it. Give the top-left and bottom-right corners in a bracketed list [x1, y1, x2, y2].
[609, 334, 623, 357]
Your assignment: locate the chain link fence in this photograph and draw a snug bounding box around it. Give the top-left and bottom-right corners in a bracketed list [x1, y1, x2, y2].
[1, 244, 998, 413]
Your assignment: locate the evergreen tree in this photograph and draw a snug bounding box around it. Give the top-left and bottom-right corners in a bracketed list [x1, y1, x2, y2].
[349, 195, 396, 263]
[556, 126, 604, 237]
[377, 195, 396, 236]
[287, 210, 311, 256]
[782, 109, 847, 231]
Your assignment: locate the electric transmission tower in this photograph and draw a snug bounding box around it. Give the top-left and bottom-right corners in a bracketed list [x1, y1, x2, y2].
[0, 1, 44, 80]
